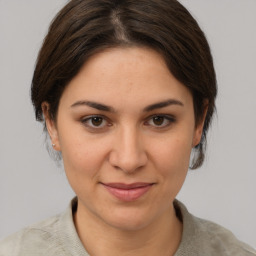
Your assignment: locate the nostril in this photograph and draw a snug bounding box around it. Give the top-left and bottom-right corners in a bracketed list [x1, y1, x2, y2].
[108, 129, 148, 173]
[108, 150, 147, 173]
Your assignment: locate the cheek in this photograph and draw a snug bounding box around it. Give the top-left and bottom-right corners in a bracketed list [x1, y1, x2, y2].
[150, 135, 192, 194]
[60, 138, 109, 201]
[62, 141, 103, 175]
[58, 125, 109, 186]
[152, 135, 192, 171]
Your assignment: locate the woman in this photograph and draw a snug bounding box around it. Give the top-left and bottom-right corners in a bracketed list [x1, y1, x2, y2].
[0, 0, 255, 255]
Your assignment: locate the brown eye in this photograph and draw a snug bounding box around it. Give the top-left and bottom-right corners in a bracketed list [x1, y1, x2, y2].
[146, 115, 175, 128]
[152, 116, 165, 126]
[81, 115, 109, 129]
[91, 116, 103, 126]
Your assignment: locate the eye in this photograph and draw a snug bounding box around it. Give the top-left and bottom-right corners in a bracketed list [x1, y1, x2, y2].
[145, 115, 175, 128]
[81, 115, 110, 129]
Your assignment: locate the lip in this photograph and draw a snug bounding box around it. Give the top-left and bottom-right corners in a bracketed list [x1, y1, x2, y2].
[101, 182, 154, 202]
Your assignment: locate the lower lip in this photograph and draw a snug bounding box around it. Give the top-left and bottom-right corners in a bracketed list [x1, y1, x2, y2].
[102, 184, 152, 202]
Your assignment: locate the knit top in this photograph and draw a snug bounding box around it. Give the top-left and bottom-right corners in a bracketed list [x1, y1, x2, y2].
[0, 198, 255, 256]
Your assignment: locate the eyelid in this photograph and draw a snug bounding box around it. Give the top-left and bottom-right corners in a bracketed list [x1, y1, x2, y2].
[144, 114, 176, 128]
[81, 115, 112, 129]
[80, 114, 176, 131]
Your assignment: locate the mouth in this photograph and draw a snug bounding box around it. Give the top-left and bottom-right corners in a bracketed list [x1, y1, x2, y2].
[100, 182, 154, 202]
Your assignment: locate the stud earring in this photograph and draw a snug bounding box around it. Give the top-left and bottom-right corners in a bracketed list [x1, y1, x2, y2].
[52, 144, 56, 147]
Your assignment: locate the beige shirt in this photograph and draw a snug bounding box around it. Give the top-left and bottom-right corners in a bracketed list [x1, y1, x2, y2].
[0, 198, 255, 256]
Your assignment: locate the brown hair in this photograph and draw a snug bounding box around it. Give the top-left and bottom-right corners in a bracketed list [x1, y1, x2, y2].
[31, 0, 217, 169]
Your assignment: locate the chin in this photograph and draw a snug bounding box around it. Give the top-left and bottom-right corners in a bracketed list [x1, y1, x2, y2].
[100, 206, 161, 232]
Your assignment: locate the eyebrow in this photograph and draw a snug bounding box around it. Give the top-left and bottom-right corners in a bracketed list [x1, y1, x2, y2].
[143, 99, 184, 112]
[70, 101, 115, 112]
[70, 99, 184, 112]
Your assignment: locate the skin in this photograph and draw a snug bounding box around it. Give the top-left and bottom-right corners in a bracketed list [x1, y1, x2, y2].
[43, 47, 206, 256]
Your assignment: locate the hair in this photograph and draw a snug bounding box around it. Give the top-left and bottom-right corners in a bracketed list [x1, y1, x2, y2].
[31, 0, 217, 169]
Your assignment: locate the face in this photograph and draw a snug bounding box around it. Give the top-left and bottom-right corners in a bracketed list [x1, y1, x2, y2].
[44, 47, 205, 231]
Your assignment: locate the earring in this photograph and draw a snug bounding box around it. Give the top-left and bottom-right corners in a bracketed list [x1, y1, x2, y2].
[52, 144, 56, 147]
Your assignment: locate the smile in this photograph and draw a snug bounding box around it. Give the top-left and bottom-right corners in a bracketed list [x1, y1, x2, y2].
[101, 182, 154, 202]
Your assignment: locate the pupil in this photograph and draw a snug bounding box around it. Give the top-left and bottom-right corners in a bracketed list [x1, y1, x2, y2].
[153, 116, 164, 126]
[92, 117, 103, 126]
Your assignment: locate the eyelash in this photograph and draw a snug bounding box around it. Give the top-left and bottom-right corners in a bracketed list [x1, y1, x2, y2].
[80, 114, 176, 131]
[144, 114, 176, 128]
[81, 115, 111, 130]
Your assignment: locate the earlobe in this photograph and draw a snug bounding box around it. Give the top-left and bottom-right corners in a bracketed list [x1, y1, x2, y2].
[41, 102, 61, 151]
[192, 101, 208, 147]
[193, 124, 204, 147]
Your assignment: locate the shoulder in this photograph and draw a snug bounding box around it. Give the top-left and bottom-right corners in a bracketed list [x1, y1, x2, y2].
[0, 214, 63, 256]
[194, 216, 256, 255]
[174, 200, 256, 256]
[0, 198, 87, 256]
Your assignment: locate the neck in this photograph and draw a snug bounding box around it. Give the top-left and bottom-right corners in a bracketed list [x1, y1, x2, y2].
[74, 201, 183, 256]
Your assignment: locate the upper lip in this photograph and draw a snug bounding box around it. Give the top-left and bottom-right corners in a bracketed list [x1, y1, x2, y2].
[101, 182, 154, 189]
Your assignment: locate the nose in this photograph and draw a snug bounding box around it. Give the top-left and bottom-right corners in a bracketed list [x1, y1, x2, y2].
[108, 126, 148, 173]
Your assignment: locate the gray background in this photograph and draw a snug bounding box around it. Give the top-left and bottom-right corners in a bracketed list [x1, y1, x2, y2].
[0, 0, 255, 249]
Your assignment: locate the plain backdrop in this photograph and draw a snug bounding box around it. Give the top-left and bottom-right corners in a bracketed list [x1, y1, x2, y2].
[0, 0, 255, 249]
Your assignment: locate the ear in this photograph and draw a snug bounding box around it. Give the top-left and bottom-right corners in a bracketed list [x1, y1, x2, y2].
[42, 102, 61, 151]
[192, 101, 208, 147]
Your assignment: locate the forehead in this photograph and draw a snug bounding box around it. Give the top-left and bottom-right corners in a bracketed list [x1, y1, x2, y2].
[59, 47, 193, 109]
